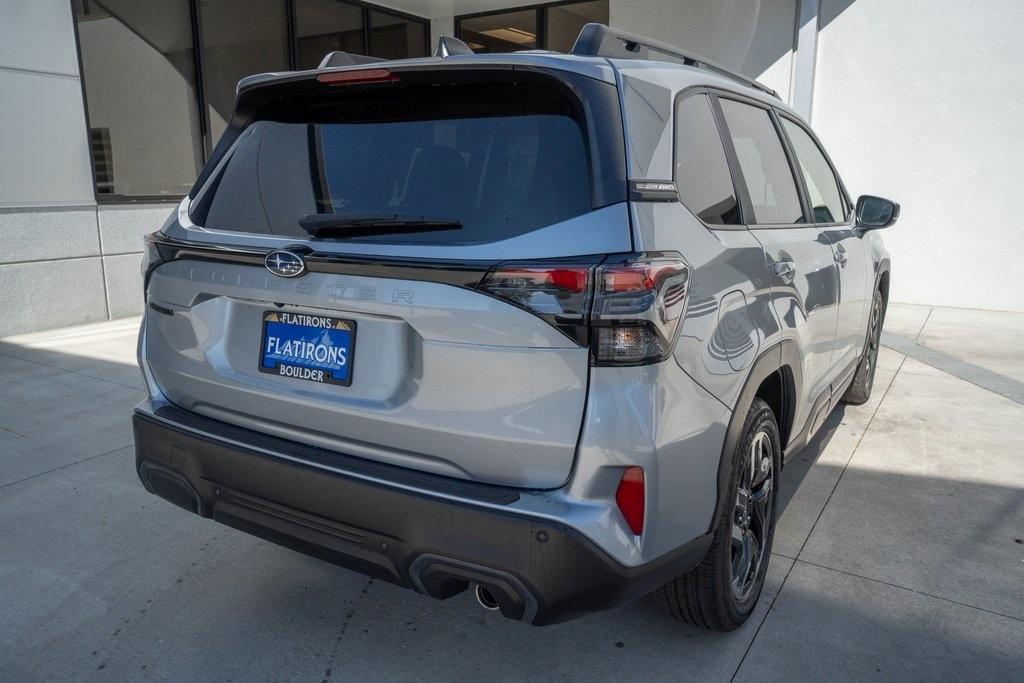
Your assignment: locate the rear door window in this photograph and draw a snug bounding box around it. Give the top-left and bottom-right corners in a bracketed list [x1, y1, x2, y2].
[196, 80, 596, 245]
[780, 118, 847, 224]
[674, 93, 741, 225]
[718, 98, 805, 225]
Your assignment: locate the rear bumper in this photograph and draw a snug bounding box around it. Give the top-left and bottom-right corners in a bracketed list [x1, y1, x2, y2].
[132, 404, 710, 625]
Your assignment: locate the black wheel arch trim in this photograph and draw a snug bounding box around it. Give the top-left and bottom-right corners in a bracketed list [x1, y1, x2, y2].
[708, 340, 798, 536]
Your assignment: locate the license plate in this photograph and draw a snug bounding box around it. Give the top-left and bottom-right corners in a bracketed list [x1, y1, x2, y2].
[259, 311, 355, 386]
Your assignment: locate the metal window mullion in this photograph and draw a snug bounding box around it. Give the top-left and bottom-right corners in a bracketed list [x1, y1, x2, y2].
[286, 0, 299, 69]
[190, 0, 213, 160]
[536, 6, 546, 49]
[363, 5, 372, 55]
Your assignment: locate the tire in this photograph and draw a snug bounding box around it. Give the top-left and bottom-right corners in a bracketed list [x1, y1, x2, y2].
[842, 288, 885, 405]
[659, 398, 781, 631]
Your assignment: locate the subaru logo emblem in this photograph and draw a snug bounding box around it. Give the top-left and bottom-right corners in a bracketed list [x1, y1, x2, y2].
[264, 250, 306, 278]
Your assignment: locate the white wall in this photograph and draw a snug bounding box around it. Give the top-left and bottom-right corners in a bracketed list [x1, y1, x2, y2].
[609, 0, 1023, 312]
[812, 0, 1024, 312]
[0, 0, 93, 207]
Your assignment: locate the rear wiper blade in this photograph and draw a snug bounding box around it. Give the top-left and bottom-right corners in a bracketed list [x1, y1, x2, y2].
[298, 213, 462, 238]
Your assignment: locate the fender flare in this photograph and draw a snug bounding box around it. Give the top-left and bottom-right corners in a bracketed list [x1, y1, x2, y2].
[707, 339, 799, 535]
[874, 257, 891, 297]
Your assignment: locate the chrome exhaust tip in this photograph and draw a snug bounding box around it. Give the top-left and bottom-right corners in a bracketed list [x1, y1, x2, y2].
[474, 584, 500, 611]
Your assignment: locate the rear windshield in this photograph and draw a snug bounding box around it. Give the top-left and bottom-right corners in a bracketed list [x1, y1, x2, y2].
[193, 78, 602, 245]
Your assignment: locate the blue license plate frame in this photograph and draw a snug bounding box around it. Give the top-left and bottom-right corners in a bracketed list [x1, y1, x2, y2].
[259, 311, 356, 386]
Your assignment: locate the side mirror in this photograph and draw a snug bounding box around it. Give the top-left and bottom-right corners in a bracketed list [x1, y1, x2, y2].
[855, 195, 900, 230]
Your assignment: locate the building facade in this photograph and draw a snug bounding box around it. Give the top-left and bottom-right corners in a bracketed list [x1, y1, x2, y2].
[1, 0, 1022, 336]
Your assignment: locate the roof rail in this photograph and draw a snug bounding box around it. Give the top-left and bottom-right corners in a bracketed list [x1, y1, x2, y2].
[318, 51, 384, 69]
[434, 35, 474, 57]
[570, 23, 779, 100]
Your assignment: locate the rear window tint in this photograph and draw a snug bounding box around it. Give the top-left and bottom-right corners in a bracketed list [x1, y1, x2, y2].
[719, 98, 805, 225]
[674, 94, 741, 225]
[196, 80, 595, 245]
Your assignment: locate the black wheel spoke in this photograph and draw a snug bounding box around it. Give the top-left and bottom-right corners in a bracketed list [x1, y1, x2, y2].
[731, 428, 775, 601]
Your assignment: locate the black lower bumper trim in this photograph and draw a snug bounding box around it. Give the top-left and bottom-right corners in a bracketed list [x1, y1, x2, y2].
[133, 407, 711, 625]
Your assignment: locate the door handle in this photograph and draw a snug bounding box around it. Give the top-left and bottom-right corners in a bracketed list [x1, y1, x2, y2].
[773, 260, 796, 283]
[835, 245, 848, 267]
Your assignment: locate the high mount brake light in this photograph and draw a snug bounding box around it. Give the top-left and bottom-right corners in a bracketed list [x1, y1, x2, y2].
[316, 69, 400, 85]
[478, 254, 688, 363]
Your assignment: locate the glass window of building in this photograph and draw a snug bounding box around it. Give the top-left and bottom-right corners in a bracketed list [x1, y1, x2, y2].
[369, 10, 428, 60]
[458, 10, 537, 52]
[199, 0, 290, 145]
[74, 0, 430, 200]
[545, 1, 608, 52]
[296, 0, 365, 70]
[73, 0, 204, 198]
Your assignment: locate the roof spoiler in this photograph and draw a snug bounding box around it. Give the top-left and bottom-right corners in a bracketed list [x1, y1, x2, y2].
[570, 23, 780, 99]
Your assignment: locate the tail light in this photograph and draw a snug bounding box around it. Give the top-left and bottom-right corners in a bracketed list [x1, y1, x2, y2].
[616, 466, 645, 534]
[479, 264, 593, 344]
[478, 253, 689, 364]
[591, 255, 689, 365]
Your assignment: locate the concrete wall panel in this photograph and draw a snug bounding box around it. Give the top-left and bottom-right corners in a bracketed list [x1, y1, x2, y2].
[0, 69, 94, 207]
[0, 258, 107, 336]
[0, 207, 99, 263]
[102, 253, 144, 319]
[98, 204, 175, 255]
[0, 0, 79, 75]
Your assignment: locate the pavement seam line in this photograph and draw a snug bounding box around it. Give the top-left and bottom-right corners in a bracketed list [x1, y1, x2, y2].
[729, 355, 906, 682]
[0, 423, 29, 438]
[791, 558, 1024, 624]
[0, 444, 134, 490]
[0, 347, 144, 392]
[881, 332, 1024, 406]
[914, 306, 933, 341]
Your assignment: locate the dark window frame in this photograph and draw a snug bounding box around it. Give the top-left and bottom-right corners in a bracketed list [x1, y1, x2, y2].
[454, 0, 607, 53]
[70, 0, 429, 204]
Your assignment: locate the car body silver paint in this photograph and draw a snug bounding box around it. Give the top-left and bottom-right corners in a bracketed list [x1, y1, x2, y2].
[568, 359, 732, 560]
[138, 52, 891, 568]
[145, 259, 589, 488]
[134, 353, 727, 567]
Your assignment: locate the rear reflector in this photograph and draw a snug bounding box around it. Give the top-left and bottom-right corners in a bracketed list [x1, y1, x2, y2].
[615, 466, 645, 535]
[316, 68, 400, 85]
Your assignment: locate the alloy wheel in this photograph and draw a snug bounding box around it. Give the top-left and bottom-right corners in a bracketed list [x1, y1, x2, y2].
[731, 429, 774, 601]
[864, 295, 882, 392]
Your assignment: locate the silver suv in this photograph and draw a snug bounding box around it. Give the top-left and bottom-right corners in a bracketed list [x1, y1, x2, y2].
[134, 24, 898, 631]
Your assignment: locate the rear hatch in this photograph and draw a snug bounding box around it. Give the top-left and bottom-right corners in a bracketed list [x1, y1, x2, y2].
[143, 63, 630, 489]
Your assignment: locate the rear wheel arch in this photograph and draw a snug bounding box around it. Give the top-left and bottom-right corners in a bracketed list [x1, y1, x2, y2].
[708, 340, 799, 535]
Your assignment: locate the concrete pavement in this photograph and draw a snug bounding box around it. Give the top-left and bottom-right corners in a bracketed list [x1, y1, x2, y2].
[1, 305, 1022, 680]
